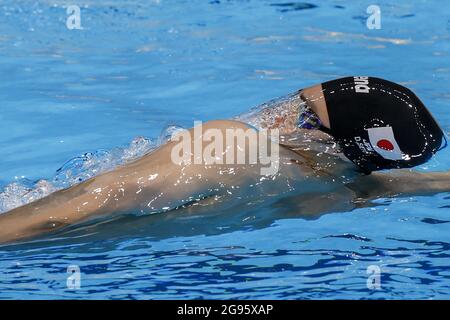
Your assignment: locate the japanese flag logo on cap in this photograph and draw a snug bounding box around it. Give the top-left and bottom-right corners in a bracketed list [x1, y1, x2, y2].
[367, 126, 404, 161]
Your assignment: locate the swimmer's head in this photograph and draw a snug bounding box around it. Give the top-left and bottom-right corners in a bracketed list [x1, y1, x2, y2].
[303, 76, 446, 174]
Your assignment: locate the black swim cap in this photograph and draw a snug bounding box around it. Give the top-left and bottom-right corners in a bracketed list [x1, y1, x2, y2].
[321, 76, 445, 173]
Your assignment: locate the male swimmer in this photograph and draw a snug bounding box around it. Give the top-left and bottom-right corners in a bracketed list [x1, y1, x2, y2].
[0, 76, 448, 244]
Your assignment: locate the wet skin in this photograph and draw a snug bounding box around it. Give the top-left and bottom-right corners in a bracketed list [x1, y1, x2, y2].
[0, 85, 448, 244]
[0, 118, 449, 244]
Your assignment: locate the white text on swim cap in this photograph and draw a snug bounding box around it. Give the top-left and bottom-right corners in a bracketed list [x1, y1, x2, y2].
[354, 76, 370, 93]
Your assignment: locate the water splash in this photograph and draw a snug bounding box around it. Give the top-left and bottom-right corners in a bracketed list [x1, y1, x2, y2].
[0, 125, 184, 214]
[0, 179, 57, 214]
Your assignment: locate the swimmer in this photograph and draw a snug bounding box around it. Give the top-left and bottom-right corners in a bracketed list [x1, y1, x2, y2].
[0, 76, 448, 244]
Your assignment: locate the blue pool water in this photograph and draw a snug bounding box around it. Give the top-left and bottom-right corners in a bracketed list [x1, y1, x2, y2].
[0, 0, 449, 299]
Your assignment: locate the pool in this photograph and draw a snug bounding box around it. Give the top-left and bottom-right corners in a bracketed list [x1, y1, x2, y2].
[0, 0, 449, 299]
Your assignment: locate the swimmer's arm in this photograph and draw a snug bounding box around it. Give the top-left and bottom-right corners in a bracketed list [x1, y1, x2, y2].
[0, 120, 261, 244]
[0, 178, 109, 243]
[0, 147, 214, 244]
[349, 170, 450, 199]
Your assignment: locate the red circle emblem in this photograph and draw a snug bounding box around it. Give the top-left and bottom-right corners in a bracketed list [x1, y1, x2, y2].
[377, 139, 394, 151]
